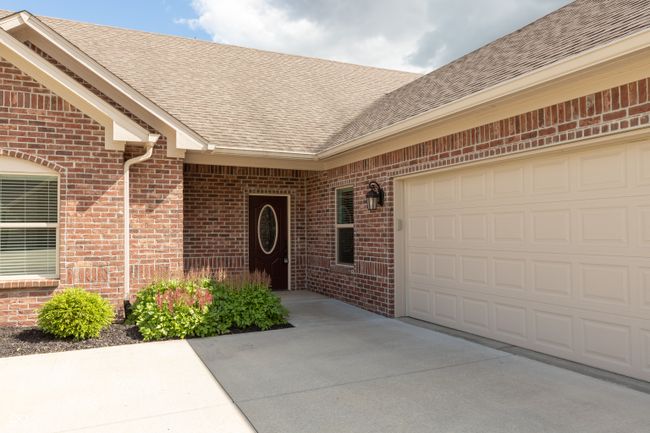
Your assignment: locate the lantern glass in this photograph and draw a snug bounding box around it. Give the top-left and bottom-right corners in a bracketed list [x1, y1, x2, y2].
[366, 194, 378, 210]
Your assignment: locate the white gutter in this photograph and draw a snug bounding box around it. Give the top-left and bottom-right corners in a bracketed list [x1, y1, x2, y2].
[124, 135, 160, 303]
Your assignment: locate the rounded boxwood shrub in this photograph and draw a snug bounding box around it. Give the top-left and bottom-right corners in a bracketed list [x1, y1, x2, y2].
[38, 288, 115, 340]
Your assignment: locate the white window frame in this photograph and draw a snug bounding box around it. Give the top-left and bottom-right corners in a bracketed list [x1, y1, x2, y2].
[335, 186, 354, 266]
[0, 157, 60, 280]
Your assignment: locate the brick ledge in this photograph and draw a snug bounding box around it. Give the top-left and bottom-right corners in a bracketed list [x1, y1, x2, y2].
[0, 279, 59, 290]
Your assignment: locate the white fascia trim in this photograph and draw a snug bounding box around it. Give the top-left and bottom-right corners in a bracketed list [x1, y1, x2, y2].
[317, 27, 650, 159]
[0, 27, 150, 150]
[0, 12, 206, 152]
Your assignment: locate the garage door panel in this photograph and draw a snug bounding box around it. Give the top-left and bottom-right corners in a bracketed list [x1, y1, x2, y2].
[578, 207, 628, 245]
[531, 208, 572, 243]
[407, 250, 431, 278]
[404, 139, 650, 381]
[433, 214, 456, 241]
[460, 213, 488, 241]
[407, 216, 430, 241]
[460, 172, 487, 201]
[530, 259, 574, 298]
[578, 263, 630, 306]
[433, 176, 457, 204]
[406, 177, 433, 209]
[493, 165, 525, 198]
[407, 286, 431, 320]
[461, 297, 491, 331]
[433, 292, 458, 323]
[493, 257, 527, 291]
[460, 255, 489, 286]
[494, 212, 526, 243]
[494, 302, 528, 343]
[576, 147, 628, 191]
[531, 157, 570, 194]
[532, 309, 575, 353]
[433, 253, 457, 282]
[580, 318, 632, 367]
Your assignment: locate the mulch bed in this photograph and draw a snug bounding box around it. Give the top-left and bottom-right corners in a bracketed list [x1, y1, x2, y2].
[0, 322, 293, 358]
[0, 323, 142, 358]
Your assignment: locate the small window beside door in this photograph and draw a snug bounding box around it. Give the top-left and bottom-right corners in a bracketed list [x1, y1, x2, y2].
[335, 187, 354, 265]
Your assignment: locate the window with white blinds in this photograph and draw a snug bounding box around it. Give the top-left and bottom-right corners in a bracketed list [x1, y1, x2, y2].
[0, 174, 58, 278]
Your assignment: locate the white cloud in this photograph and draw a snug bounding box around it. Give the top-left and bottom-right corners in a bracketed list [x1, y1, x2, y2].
[180, 0, 571, 73]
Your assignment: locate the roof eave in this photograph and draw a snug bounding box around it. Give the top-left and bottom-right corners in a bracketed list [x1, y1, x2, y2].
[317, 26, 650, 160]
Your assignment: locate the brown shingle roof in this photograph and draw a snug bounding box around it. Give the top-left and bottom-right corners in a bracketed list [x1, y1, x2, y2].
[2, 0, 649, 155]
[325, 0, 650, 150]
[0, 10, 419, 153]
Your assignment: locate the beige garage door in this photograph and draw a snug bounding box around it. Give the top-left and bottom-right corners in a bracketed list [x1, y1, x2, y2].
[403, 139, 650, 381]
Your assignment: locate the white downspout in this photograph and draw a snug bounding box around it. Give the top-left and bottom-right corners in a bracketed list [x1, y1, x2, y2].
[123, 134, 160, 305]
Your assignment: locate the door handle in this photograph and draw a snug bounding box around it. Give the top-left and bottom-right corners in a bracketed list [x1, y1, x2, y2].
[283, 257, 288, 264]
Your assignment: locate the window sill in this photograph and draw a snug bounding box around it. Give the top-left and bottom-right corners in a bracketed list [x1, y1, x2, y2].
[0, 278, 59, 290]
[330, 263, 354, 275]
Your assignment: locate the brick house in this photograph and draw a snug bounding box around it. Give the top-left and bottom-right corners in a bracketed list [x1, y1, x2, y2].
[0, 1, 649, 381]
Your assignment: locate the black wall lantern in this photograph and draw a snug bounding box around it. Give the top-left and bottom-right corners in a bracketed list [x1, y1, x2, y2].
[366, 181, 385, 210]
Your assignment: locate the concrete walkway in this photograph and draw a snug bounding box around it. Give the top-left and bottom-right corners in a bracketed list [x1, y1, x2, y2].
[190, 291, 650, 433]
[0, 340, 255, 433]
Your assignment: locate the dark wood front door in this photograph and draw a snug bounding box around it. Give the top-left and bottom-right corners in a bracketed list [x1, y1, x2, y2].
[248, 195, 288, 291]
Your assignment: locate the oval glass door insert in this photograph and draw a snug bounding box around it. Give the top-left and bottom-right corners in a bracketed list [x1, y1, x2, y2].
[257, 204, 278, 254]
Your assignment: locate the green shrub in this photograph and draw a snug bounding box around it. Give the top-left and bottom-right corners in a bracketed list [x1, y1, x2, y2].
[209, 278, 288, 331]
[130, 271, 288, 341]
[130, 279, 215, 341]
[38, 288, 115, 340]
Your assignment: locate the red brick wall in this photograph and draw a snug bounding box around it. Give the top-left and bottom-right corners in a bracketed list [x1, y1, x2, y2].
[306, 77, 650, 317]
[0, 58, 183, 325]
[183, 164, 307, 290]
[126, 144, 184, 290]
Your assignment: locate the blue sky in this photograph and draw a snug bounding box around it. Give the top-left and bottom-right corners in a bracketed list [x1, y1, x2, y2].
[0, 0, 211, 39]
[0, 0, 571, 72]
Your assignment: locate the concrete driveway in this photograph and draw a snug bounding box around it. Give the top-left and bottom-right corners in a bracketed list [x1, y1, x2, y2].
[190, 291, 650, 433]
[0, 340, 255, 433]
